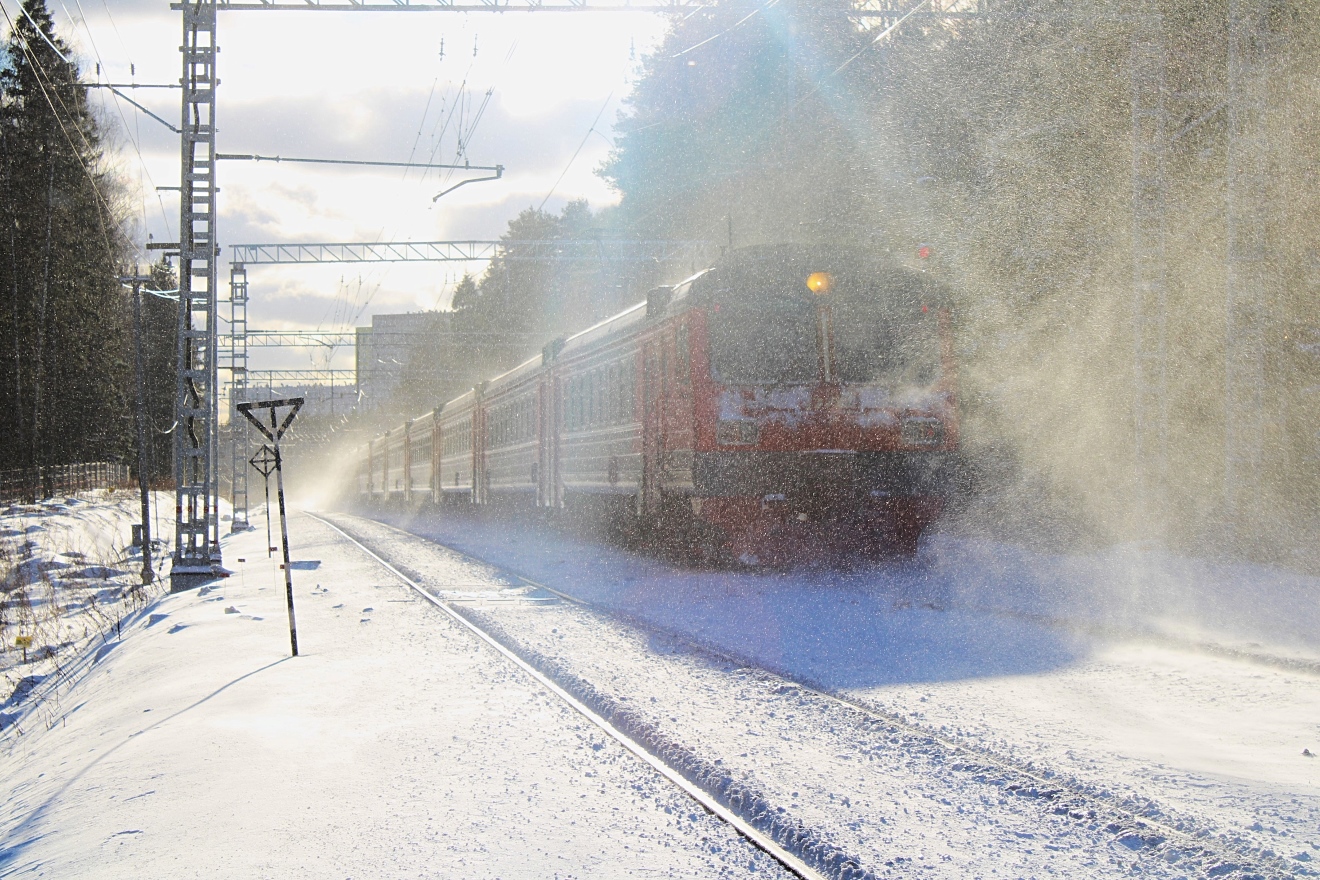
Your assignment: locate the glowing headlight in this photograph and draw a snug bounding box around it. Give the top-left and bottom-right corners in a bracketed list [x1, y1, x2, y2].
[716, 419, 760, 445]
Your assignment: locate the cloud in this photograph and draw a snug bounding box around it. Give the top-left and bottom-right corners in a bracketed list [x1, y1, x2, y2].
[64, 0, 669, 341]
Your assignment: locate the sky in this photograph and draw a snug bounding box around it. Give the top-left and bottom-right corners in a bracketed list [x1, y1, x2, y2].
[26, 1, 672, 372]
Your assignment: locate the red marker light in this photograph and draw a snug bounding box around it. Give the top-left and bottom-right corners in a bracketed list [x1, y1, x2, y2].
[922, 304, 929, 313]
[917, 245, 931, 259]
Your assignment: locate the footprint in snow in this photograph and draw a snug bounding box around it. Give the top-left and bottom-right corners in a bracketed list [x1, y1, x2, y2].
[332, 603, 344, 609]
[360, 618, 371, 623]
[224, 606, 239, 614]
[362, 607, 373, 612]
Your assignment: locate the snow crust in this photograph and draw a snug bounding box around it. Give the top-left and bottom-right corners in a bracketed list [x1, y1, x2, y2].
[3, 490, 1316, 877]
[360, 506, 1320, 875]
[0, 515, 790, 878]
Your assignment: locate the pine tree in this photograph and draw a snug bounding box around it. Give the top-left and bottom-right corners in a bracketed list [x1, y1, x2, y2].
[0, 0, 132, 480]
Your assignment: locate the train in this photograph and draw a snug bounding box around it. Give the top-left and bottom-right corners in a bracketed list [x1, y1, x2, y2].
[353, 245, 959, 565]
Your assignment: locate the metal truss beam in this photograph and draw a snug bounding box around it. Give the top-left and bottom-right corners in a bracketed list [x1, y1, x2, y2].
[229, 240, 711, 265]
[241, 329, 541, 347]
[243, 369, 359, 383]
[854, 0, 990, 20]
[186, 0, 991, 16]
[226, 264, 250, 534]
[185, 1, 712, 11]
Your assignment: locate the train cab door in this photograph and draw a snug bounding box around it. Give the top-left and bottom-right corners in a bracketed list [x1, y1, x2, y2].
[640, 339, 664, 517]
[538, 371, 560, 508]
[671, 322, 695, 462]
[431, 413, 442, 505]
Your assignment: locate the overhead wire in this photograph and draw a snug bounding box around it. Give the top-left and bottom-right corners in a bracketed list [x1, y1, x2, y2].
[539, 88, 614, 212]
[618, 0, 933, 240]
[0, 0, 122, 263]
[671, 0, 779, 58]
[825, 0, 932, 79]
[402, 76, 439, 180]
[60, 0, 175, 240]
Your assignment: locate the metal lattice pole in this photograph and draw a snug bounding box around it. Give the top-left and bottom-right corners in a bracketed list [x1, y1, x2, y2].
[1130, 17, 1169, 539]
[228, 263, 251, 532]
[171, 0, 221, 588]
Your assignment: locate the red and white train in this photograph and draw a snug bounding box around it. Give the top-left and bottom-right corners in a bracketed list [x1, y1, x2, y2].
[354, 246, 958, 564]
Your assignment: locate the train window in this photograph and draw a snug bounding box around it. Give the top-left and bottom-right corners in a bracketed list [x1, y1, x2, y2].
[572, 378, 582, 431]
[676, 324, 691, 384]
[833, 298, 941, 387]
[624, 358, 635, 421]
[708, 299, 816, 385]
[605, 365, 614, 425]
[588, 371, 598, 427]
[609, 364, 620, 424]
[597, 369, 604, 426]
[577, 378, 584, 430]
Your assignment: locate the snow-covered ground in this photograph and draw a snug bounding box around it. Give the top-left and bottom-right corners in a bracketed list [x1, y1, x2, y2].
[353, 505, 1320, 875]
[0, 513, 791, 878]
[3, 494, 1316, 877]
[0, 491, 175, 733]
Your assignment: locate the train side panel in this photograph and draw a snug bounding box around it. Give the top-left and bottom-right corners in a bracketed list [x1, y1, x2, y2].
[554, 303, 648, 502]
[557, 347, 643, 497]
[406, 416, 434, 502]
[437, 391, 478, 501]
[483, 356, 542, 500]
[384, 430, 406, 500]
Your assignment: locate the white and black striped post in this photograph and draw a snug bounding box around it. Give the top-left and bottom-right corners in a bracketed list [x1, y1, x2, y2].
[236, 398, 304, 657]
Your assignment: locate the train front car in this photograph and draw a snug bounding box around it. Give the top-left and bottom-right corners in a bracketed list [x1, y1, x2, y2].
[679, 248, 957, 564]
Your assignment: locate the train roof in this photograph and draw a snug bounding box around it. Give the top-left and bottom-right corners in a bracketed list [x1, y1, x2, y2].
[665, 245, 952, 313]
[381, 244, 950, 441]
[558, 300, 648, 359]
[484, 352, 544, 397]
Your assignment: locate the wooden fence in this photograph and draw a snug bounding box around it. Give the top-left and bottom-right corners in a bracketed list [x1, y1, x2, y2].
[0, 462, 130, 503]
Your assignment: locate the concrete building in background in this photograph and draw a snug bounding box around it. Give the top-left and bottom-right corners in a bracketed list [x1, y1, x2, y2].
[355, 311, 474, 416]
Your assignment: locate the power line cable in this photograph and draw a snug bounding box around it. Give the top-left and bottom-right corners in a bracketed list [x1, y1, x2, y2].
[402, 76, 439, 180]
[671, 0, 779, 58]
[61, 0, 174, 237]
[0, 1, 121, 262]
[539, 88, 614, 212]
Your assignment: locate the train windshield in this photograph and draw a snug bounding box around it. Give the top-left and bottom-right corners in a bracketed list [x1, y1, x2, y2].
[832, 297, 942, 387]
[707, 300, 818, 384]
[706, 288, 941, 388]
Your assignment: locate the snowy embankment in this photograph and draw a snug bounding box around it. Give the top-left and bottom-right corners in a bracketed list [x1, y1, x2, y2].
[0, 491, 174, 734]
[3, 492, 1315, 877]
[359, 506, 1320, 875]
[0, 512, 791, 878]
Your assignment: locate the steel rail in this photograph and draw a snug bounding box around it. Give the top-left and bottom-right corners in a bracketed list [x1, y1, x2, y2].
[327, 511, 1297, 880]
[306, 511, 827, 880]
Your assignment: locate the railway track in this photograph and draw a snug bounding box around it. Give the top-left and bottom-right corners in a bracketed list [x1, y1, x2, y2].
[311, 510, 1303, 880]
[310, 512, 843, 880]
